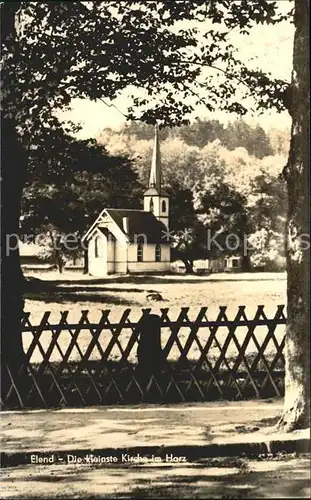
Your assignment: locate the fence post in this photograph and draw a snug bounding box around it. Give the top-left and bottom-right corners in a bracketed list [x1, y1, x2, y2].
[136, 314, 163, 374]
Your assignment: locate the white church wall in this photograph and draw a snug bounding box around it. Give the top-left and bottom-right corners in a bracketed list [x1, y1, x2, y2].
[114, 242, 128, 274]
[127, 243, 171, 273]
[128, 261, 171, 273]
[88, 234, 107, 276]
[87, 225, 129, 276]
[106, 237, 115, 273]
[143, 195, 169, 228]
[161, 245, 171, 262]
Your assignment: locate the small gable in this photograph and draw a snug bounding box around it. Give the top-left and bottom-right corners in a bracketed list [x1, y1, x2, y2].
[82, 210, 127, 243]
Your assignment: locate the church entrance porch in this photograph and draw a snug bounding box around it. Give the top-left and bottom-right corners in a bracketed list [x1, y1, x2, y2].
[88, 230, 116, 276]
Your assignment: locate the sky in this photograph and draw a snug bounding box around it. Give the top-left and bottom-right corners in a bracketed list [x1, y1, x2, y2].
[59, 1, 294, 139]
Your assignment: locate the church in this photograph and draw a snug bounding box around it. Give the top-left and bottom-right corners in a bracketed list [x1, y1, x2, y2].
[82, 127, 171, 276]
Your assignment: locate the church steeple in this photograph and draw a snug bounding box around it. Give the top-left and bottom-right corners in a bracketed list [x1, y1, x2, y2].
[149, 124, 161, 190]
[143, 125, 170, 229]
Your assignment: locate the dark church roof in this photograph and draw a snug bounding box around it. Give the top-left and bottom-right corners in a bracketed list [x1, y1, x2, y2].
[104, 209, 168, 244]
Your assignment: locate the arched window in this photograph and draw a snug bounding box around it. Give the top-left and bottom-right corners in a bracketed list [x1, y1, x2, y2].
[161, 200, 167, 213]
[155, 244, 161, 262]
[149, 198, 154, 213]
[94, 236, 100, 258]
[137, 242, 144, 262]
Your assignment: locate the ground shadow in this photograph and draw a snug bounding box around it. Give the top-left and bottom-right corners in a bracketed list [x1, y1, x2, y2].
[24, 291, 136, 306]
[26, 273, 286, 288]
[47, 286, 160, 294]
[4, 456, 308, 499]
[253, 415, 280, 428]
[126, 457, 310, 499]
[24, 278, 160, 296]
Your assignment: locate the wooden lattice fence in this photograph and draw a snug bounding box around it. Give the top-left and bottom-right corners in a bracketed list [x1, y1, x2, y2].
[2, 305, 287, 408]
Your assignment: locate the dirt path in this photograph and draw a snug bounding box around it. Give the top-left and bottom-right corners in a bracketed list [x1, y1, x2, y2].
[1, 400, 284, 453]
[1, 455, 310, 498]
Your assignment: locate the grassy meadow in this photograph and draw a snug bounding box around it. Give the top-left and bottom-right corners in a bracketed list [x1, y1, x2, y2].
[23, 272, 287, 365]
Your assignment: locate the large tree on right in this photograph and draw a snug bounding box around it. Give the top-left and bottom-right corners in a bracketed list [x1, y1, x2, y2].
[277, 0, 310, 431]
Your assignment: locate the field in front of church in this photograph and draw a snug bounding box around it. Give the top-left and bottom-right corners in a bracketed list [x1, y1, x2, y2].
[22, 272, 286, 364]
[24, 271, 286, 324]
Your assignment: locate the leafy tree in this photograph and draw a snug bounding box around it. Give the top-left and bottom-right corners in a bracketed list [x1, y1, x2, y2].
[1, 1, 309, 430]
[21, 132, 142, 271]
[100, 130, 228, 192]
[177, 119, 226, 148]
[36, 226, 80, 273]
[167, 182, 205, 273]
[223, 120, 274, 158]
[247, 228, 285, 271]
[21, 182, 82, 272]
[267, 127, 291, 156]
[161, 139, 206, 189]
[177, 118, 273, 159]
[250, 124, 274, 159]
[194, 181, 249, 266]
[170, 224, 207, 273]
[123, 122, 171, 141]
[248, 171, 287, 233]
[98, 128, 173, 187]
[217, 146, 287, 272]
[245, 170, 287, 271]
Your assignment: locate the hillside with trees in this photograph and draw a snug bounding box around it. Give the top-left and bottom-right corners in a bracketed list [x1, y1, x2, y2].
[97, 119, 289, 271]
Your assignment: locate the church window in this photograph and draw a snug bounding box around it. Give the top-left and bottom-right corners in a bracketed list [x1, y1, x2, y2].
[162, 200, 166, 213]
[150, 198, 154, 213]
[94, 236, 101, 258]
[137, 243, 144, 262]
[155, 244, 161, 262]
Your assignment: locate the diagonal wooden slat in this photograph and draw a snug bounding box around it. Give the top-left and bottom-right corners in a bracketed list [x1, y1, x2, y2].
[237, 306, 284, 397]
[184, 369, 205, 399]
[3, 365, 25, 408]
[196, 321, 244, 399]
[145, 374, 164, 398]
[207, 307, 259, 397]
[249, 306, 286, 371]
[81, 311, 131, 403]
[188, 326, 227, 398]
[177, 307, 209, 363]
[103, 309, 132, 360]
[124, 372, 145, 398]
[163, 373, 187, 402]
[162, 308, 192, 359]
[29, 316, 86, 405]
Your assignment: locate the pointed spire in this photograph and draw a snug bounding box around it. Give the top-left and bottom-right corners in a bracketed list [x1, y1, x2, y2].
[149, 124, 161, 190]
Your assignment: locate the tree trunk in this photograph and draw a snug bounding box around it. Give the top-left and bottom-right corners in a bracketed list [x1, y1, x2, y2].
[241, 254, 251, 272]
[277, 0, 310, 431]
[1, 3, 28, 404]
[1, 119, 27, 401]
[183, 259, 194, 274]
[56, 254, 64, 274]
[83, 249, 89, 274]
